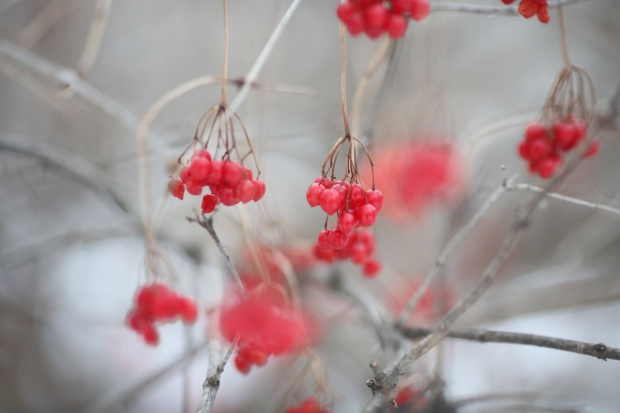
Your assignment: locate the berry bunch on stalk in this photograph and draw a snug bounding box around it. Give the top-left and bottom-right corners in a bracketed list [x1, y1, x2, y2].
[307, 134, 383, 278]
[337, 0, 430, 39]
[126, 283, 198, 345]
[502, 0, 549, 23]
[517, 64, 598, 179]
[167, 103, 266, 211]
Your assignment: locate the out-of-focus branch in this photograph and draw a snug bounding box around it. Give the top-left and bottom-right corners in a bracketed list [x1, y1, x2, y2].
[400, 326, 620, 362]
[0, 132, 131, 213]
[76, 0, 113, 77]
[195, 341, 236, 413]
[81, 343, 207, 413]
[17, 0, 88, 48]
[396, 174, 519, 326]
[228, 0, 304, 111]
[431, 0, 588, 15]
[461, 271, 620, 325]
[0, 39, 172, 155]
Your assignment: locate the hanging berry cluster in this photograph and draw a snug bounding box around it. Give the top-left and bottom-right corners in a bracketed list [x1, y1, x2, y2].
[313, 228, 381, 278]
[168, 104, 266, 211]
[126, 283, 198, 345]
[285, 398, 331, 413]
[220, 287, 310, 374]
[502, 0, 549, 23]
[337, 0, 430, 39]
[307, 134, 383, 277]
[517, 64, 597, 179]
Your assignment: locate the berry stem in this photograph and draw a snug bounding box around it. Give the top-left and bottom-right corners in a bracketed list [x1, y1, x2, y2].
[340, 22, 350, 136]
[220, 0, 229, 103]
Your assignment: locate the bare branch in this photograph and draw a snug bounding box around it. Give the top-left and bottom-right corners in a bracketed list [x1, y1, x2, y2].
[431, 0, 588, 15]
[396, 174, 519, 326]
[400, 326, 620, 362]
[16, 0, 87, 48]
[81, 343, 208, 413]
[188, 214, 245, 298]
[228, 0, 304, 111]
[76, 0, 113, 77]
[195, 341, 237, 413]
[0, 132, 131, 213]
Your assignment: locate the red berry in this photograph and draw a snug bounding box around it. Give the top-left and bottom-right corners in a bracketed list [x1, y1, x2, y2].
[205, 160, 223, 185]
[366, 189, 384, 212]
[320, 189, 341, 215]
[518, 141, 531, 160]
[306, 183, 325, 207]
[201, 194, 219, 213]
[185, 180, 202, 196]
[410, 0, 430, 21]
[387, 14, 407, 38]
[192, 148, 212, 161]
[337, 2, 355, 24]
[242, 166, 253, 180]
[537, 4, 550, 23]
[180, 298, 198, 324]
[313, 243, 335, 263]
[502, 0, 516, 3]
[189, 157, 212, 181]
[318, 230, 332, 251]
[392, 0, 413, 14]
[346, 12, 365, 36]
[365, 26, 384, 39]
[351, 243, 367, 264]
[583, 140, 599, 158]
[554, 121, 579, 151]
[236, 179, 257, 204]
[349, 183, 366, 209]
[518, 0, 541, 19]
[315, 177, 333, 188]
[235, 354, 251, 375]
[141, 323, 159, 345]
[364, 4, 388, 29]
[126, 310, 148, 332]
[252, 179, 266, 202]
[247, 348, 268, 366]
[525, 122, 547, 142]
[218, 185, 239, 206]
[537, 155, 562, 179]
[337, 211, 357, 234]
[168, 179, 185, 200]
[222, 161, 244, 186]
[180, 165, 192, 183]
[332, 184, 348, 211]
[329, 229, 349, 249]
[356, 204, 378, 227]
[363, 258, 381, 278]
[528, 138, 552, 161]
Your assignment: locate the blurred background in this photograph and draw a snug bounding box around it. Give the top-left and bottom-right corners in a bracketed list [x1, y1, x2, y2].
[1, 0, 620, 412]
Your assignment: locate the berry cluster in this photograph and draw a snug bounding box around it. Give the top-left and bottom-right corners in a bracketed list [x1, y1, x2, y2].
[126, 283, 198, 345]
[168, 149, 266, 211]
[313, 228, 381, 278]
[502, 0, 549, 23]
[337, 0, 430, 39]
[284, 398, 330, 413]
[307, 177, 383, 277]
[363, 141, 465, 221]
[518, 119, 598, 179]
[221, 290, 309, 374]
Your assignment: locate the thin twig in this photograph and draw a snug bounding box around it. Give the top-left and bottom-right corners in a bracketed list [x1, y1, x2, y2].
[430, 0, 588, 16]
[81, 343, 208, 413]
[16, 0, 86, 48]
[195, 340, 237, 413]
[76, 0, 112, 77]
[400, 326, 620, 362]
[396, 174, 519, 326]
[188, 215, 245, 298]
[228, 0, 304, 112]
